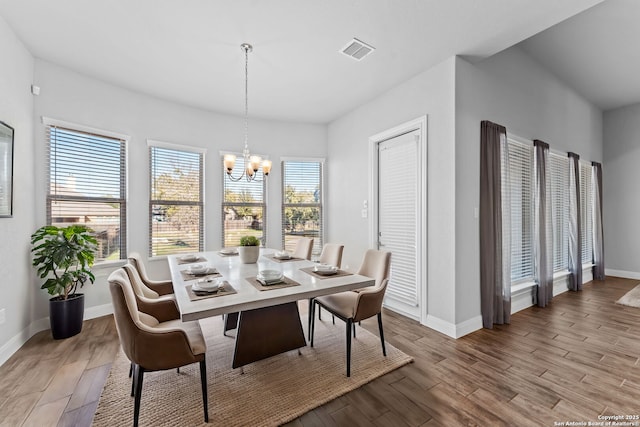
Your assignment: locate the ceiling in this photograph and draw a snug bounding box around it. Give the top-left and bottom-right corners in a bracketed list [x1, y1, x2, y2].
[520, 0, 640, 112]
[0, 0, 613, 123]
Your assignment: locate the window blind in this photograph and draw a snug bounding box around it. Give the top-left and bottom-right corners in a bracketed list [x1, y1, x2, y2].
[149, 145, 203, 257]
[505, 138, 534, 283]
[579, 161, 593, 264]
[281, 160, 323, 256]
[549, 153, 569, 272]
[46, 123, 127, 262]
[222, 155, 266, 247]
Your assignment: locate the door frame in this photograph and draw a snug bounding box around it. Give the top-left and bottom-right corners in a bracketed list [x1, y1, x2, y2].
[368, 115, 427, 323]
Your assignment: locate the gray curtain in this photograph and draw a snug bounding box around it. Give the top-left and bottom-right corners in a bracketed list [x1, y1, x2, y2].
[534, 140, 553, 307]
[480, 120, 510, 328]
[568, 152, 582, 291]
[592, 162, 605, 280]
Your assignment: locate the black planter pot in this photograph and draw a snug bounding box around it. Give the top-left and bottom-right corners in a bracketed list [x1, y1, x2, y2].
[49, 293, 85, 340]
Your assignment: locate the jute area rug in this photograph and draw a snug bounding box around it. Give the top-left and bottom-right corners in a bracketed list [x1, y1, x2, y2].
[93, 306, 412, 427]
[616, 283, 640, 308]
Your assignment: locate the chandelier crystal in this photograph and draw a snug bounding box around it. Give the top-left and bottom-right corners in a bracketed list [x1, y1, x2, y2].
[224, 43, 272, 182]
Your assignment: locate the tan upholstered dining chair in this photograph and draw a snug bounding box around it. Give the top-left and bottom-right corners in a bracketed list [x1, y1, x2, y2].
[316, 248, 391, 323]
[128, 252, 174, 296]
[307, 243, 344, 338]
[311, 278, 390, 377]
[292, 237, 314, 260]
[122, 263, 180, 322]
[108, 268, 208, 427]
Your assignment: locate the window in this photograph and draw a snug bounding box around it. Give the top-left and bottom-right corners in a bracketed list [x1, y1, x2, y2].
[222, 155, 266, 247]
[504, 137, 534, 284]
[549, 153, 569, 272]
[579, 161, 593, 265]
[45, 118, 127, 262]
[149, 142, 204, 257]
[281, 159, 323, 255]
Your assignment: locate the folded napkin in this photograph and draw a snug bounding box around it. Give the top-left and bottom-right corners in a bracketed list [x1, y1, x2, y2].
[256, 277, 285, 286]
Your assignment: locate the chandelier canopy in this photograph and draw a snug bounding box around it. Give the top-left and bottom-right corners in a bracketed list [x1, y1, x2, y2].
[224, 43, 272, 182]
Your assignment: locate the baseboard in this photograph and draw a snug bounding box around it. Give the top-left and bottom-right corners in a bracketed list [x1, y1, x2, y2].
[424, 314, 481, 339]
[605, 269, 640, 280]
[0, 303, 114, 367]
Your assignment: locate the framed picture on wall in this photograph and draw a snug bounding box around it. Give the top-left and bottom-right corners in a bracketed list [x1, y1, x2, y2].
[0, 121, 14, 217]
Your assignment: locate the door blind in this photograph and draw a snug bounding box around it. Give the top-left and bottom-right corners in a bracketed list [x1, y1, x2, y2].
[378, 133, 418, 306]
[579, 161, 593, 264]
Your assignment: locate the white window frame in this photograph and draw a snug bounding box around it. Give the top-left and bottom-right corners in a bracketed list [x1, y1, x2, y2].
[281, 157, 325, 256]
[220, 151, 268, 247]
[148, 140, 205, 257]
[43, 117, 129, 263]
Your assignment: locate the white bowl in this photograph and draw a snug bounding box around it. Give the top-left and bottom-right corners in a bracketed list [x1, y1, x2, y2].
[275, 250, 291, 259]
[188, 264, 207, 274]
[194, 278, 221, 292]
[220, 248, 238, 255]
[180, 254, 198, 262]
[258, 269, 283, 281]
[314, 264, 336, 272]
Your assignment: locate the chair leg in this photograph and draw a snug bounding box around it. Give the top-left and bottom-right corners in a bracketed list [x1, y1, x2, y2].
[128, 362, 133, 378]
[346, 318, 352, 377]
[200, 360, 209, 423]
[353, 322, 356, 338]
[318, 305, 322, 321]
[133, 366, 145, 427]
[130, 363, 137, 397]
[377, 313, 387, 356]
[310, 301, 316, 347]
[332, 314, 335, 325]
[177, 367, 180, 374]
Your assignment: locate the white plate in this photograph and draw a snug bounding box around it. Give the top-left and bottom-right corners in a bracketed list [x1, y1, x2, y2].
[257, 269, 283, 281]
[193, 278, 221, 292]
[187, 264, 207, 274]
[220, 248, 238, 255]
[180, 254, 198, 262]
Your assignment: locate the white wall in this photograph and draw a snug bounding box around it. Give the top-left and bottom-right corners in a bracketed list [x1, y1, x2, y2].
[603, 103, 640, 277]
[30, 59, 327, 320]
[0, 15, 36, 363]
[327, 57, 457, 329]
[455, 47, 603, 326]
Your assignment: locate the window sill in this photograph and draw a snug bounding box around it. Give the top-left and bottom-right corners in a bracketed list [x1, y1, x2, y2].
[93, 259, 127, 270]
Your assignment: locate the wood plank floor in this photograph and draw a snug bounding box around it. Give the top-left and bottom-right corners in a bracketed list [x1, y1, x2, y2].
[1, 276, 639, 426]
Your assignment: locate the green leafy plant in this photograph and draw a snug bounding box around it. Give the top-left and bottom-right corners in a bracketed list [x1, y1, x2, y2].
[31, 225, 98, 300]
[239, 235, 260, 246]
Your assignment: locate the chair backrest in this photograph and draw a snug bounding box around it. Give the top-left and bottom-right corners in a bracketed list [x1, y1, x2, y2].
[108, 269, 148, 363]
[293, 237, 314, 260]
[354, 278, 389, 322]
[123, 263, 159, 299]
[356, 249, 391, 287]
[318, 243, 344, 268]
[128, 252, 154, 284]
[108, 268, 201, 371]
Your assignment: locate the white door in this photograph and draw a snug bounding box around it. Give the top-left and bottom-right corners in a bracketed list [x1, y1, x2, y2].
[377, 130, 420, 319]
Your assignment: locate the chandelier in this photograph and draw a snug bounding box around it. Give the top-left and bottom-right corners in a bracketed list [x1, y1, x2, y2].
[224, 43, 272, 182]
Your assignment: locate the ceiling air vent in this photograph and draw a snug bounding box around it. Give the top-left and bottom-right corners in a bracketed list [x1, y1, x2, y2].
[340, 38, 375, 61]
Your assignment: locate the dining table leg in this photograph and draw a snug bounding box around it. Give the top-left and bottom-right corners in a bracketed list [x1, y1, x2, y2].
[232, 302, 307, 369]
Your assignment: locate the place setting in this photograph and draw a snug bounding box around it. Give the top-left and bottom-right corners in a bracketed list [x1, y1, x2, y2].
[218, 247, 239, 257]
[180, 263, 222, 281]
[246, 269, 301, 291]
[300, 263, 354, 279]
[176, 253, 208, 265]
[186, 277, 237, 301]
[265, 250, 304, 263]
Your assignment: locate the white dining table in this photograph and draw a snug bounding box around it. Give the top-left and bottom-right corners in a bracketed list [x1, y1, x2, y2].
[167, 248, 374, 368]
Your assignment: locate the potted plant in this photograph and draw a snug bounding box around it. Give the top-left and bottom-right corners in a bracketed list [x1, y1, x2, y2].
[238, 235, 260, 264]
[31, 225, 98, 339]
